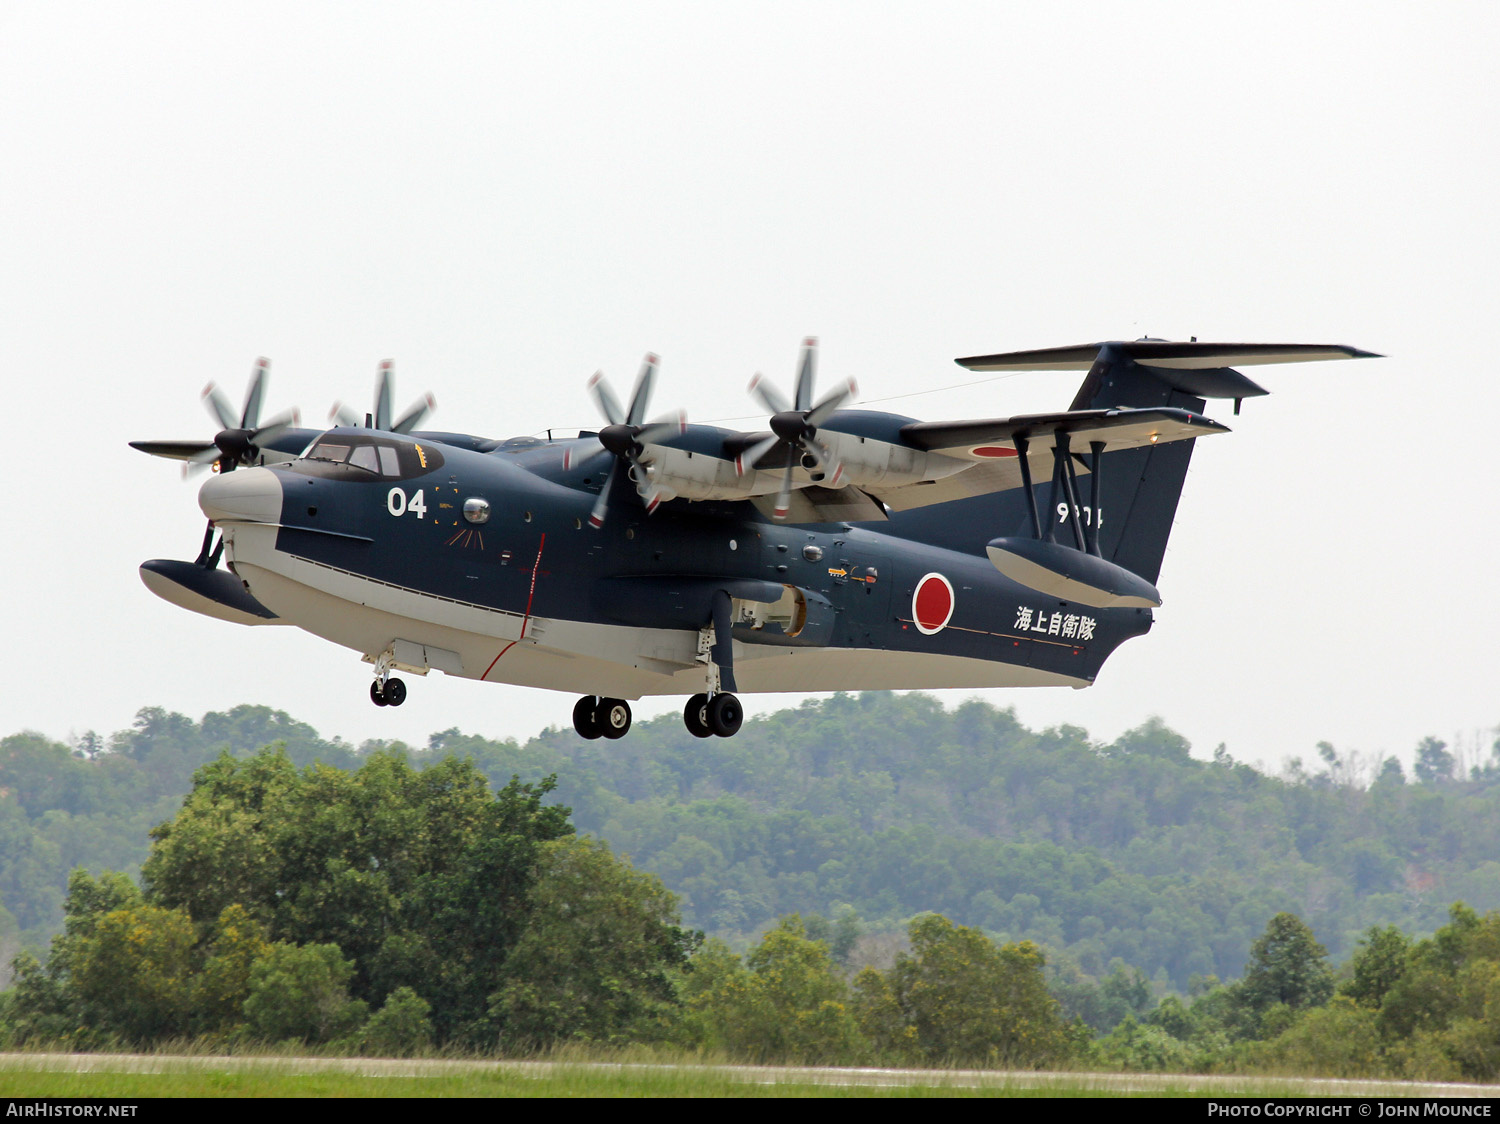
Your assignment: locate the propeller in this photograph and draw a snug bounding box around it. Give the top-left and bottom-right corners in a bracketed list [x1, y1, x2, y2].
[330, 360, 436, 434]
[129, 357, 300, 477]
[565, 353, 686, 528]
[737, 337, 857, 520]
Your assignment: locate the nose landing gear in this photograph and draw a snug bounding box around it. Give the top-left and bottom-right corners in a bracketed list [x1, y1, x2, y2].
[370, 677, 406, 707]
[573, 696, 631, 739]
[368, 648, 406, 707]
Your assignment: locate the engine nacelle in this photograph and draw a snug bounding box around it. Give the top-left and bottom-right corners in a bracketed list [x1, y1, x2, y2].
[640, 435, 970, 503]
[818, 432, 969, 489]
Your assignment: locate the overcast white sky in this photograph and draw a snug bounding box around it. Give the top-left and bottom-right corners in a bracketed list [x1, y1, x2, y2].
[3, 2, 1496, 772]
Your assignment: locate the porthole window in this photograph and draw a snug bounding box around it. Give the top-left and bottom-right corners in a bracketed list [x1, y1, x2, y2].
[463, 498, 491, 524]
[802, 544, 823, 562]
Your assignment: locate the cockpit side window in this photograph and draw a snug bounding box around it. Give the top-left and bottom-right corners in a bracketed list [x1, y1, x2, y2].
[301, 435, 444, 480]
[309, 442, 352, 464]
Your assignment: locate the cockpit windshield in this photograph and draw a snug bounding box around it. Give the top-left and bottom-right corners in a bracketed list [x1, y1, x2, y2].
[301, 435, 443, 479]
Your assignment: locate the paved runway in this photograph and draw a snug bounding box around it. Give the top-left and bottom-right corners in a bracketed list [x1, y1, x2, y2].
[4, 1052, 1500, 1097]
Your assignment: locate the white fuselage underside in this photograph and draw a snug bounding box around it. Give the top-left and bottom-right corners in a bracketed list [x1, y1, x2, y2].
[221, 521, 1087, 699]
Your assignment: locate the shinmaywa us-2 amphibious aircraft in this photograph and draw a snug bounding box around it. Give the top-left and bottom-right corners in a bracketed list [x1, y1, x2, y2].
[131, 338, 1377, 739]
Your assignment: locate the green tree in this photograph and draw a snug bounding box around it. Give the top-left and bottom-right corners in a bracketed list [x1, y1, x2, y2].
[1341, 925, 1411, 1010]
[7, 870, 154, 1044]
[487, 836, 698, 1046]
[361, 986, 433, 1056]
[1237, 913, 1334, 1024]
[1096, 1013, 1195, 1071]
[193, 904, 271, 1035]
[70, 901, 196, 1042]
[854, 913, 1071, 1066]
[684, 916, 864, 1063]
[1414, 737, 1455, 785]
[1250, 996, 1383, 1078]
[242, 941, 366, 1043]
[142, 747, 572, 1044]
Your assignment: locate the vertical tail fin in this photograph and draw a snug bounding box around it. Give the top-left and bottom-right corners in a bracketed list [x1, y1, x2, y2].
[914, 340, 1379, 583]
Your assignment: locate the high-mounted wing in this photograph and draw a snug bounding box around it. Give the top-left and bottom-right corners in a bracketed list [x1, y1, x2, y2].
[899, 406, 1228, 459]
[869, 407, 1227, 512]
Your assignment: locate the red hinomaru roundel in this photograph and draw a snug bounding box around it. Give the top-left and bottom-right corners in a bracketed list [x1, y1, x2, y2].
[912, 573, 955, 635]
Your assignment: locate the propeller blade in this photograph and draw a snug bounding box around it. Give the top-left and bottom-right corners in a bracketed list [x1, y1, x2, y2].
[735, 434, 781, 476]
[129, 440, 218, 461]
[249, 408, 301, 447]
[329, 402, 363, 427]
[640, 482, 668, 516]
[794, 337, 817, 412]
[626, 353, 658, 427]
[772, 462, 795, 521]
[588, 372, 626, 426]
[392, 393, 436, 434]
[748, 373, 791, 416]
[634, 410, 686, 446]
[202, 383, 238, 431]
[374, 361, 395, 431]
[564, 444, 613, 476]
[806, 377, 858, 427]
[240, 358, 269, 429]
[588, 462, 618, 529]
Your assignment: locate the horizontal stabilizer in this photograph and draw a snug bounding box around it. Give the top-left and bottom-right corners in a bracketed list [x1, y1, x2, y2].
[900, 407, 1228, 461]
[986, 537, 1162, 609]
[139, 559, 285, 626]
[956, 340, 1381, 372]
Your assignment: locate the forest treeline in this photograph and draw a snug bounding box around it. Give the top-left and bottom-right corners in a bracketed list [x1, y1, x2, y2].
[5, 741, 1500, 1080]
[3, 694, 1499, 996]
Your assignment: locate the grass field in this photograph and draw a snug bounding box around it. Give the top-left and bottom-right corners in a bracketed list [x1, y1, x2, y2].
[5, 1054, 1500, 1098]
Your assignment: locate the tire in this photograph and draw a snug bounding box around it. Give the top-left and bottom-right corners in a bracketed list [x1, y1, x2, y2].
[601, 698, 632, 739]
[572, 696, 603, 740]
[683, 693, 712, 738]
[384, 678, 407, 707]
[707, 692, 743, 738]
[370, 680, 388, 707]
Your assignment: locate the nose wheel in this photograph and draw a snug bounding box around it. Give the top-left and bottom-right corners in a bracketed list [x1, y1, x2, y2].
[573, 696, 631, 739]
[370, 677, 406, 707]
[684, 692, 741, 738]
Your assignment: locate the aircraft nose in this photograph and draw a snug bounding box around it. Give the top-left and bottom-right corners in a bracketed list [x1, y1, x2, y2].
[198, 466, 283, 524]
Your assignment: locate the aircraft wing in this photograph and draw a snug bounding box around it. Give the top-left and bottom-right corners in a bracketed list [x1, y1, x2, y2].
[870, 407, 1228, 513]
[899, 407, 1229, 460]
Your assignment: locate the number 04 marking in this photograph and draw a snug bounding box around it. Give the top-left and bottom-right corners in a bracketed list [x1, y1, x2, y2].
[387, 487, 427, 519]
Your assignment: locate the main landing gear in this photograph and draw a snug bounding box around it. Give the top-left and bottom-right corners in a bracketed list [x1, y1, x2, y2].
[683, 692, 742, 738]
[573, 695, 632, 740]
